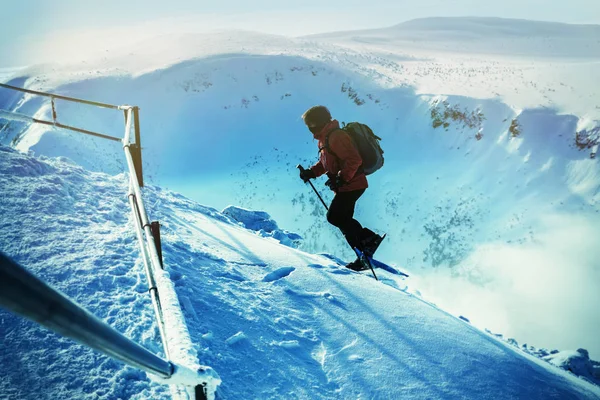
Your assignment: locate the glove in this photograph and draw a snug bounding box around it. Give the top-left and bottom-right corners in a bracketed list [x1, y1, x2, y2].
[299, 168, 316, 183]
[325, 173, 345, 191]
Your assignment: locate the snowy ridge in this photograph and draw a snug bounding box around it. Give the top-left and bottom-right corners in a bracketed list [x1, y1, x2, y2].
[306, 17, 600, 58]
[1, 146, 600, 399]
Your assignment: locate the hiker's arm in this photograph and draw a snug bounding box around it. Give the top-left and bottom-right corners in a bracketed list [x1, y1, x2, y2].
[330, 132, 362, 182]
[310, 160, 326, 177]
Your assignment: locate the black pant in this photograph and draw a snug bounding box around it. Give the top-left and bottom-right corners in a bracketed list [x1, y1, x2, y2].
[327, 189, 366, 250]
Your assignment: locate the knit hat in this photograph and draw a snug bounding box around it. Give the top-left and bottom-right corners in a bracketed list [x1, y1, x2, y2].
[302, 105, 332, 126]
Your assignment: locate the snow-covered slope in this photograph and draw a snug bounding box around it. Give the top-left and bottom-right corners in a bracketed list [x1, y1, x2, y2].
[1, 145, 599, 399]
[1, 18, 599, 363]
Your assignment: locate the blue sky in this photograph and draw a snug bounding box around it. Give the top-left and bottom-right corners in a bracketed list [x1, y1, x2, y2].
[2, 0, 599, 67]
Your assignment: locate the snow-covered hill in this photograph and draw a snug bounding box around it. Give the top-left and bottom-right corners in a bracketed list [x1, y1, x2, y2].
[1, 145, 599, 399]
[306, 17, 600, 59]
[1, 17, 599, 367]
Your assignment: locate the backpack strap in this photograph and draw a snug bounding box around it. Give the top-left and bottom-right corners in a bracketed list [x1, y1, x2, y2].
[318, 128, 341, 160]
[319, 128, 364, 176]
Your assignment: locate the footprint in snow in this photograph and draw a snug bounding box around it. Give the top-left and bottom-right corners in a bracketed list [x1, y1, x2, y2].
[262, 266, 295, 282]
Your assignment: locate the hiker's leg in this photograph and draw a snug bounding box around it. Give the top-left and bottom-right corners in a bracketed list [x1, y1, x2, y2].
[327, 189, 365, 249]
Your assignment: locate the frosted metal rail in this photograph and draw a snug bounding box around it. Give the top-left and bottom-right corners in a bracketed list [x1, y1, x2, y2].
[121, 106, 171, 359]
[128, 179, 171, 360]
[0, 82, 122, 142]
[0, 251, 174, 378]
[0, 82, 121, 109]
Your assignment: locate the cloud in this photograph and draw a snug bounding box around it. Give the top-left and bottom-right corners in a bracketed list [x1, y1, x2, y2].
[19, 10, 379, 67]
[414, 212, 600, 359]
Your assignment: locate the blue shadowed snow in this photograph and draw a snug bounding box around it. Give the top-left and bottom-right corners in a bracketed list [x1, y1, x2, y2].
[222, 205, 303, 248]
[222, 205, 279, 232]
[1, 146, 599, 399]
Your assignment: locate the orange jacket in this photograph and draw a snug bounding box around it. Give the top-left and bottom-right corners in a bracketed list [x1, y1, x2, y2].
[310, 120, 368, 192]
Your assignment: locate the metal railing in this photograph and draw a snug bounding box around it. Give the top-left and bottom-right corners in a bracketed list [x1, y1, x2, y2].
[0, 83, 219, 399]
[0, 82, 144, 186]
[0, 251, 174, 378]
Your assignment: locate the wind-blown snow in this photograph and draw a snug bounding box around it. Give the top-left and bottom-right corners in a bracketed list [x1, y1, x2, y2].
[1, 145, 599, 398]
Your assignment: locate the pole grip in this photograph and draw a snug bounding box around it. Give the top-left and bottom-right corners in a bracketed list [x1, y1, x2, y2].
[297, 164, 328, 211]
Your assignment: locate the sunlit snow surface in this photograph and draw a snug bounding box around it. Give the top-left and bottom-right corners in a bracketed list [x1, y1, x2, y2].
[1, 145, 599, 399]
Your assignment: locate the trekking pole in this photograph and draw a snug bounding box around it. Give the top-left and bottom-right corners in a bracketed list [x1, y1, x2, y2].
[354, 248, 378, 281]
[296, 165, 328, 211]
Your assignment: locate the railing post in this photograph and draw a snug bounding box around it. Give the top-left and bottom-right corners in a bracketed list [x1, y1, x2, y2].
[132, 106, 144, 187]
[150, 221, 164, 269]
[195, 384, 208, 400]
[51, 96, 57, 124]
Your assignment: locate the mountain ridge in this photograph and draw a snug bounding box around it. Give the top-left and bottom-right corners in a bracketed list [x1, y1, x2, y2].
[304, 16, 600, 38]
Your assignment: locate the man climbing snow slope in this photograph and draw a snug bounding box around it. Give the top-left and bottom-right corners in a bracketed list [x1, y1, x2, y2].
[298, 105, 383, 271]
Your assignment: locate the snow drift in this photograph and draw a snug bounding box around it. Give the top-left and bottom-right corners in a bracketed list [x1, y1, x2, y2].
[222, 205, 302, 248]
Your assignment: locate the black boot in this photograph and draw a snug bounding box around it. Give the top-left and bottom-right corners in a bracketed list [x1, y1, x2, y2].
[346, 258, 369, 271]
[360, 229, 384, 257]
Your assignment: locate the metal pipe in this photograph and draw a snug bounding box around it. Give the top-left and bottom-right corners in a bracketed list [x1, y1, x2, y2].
[123, 108, 133, 145]
[122, 111, 219, 397]
[0, 251, 174, 378]
[34, 119, 122, 142]
[0, 82, 121, 110]
[0, 108, 121, 142]
[1, 86, 219, 397]
[122, 121, 164, 304]
[122, 109, 171, 359]
[132, 106, 144, 187]
[128, 182, 171, 360]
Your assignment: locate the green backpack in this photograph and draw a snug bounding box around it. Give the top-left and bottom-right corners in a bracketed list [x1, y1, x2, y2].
[325, 122, 384, 175]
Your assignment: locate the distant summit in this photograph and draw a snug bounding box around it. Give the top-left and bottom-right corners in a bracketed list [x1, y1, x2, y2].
[305, 17, 600, 58]
[390, 17, 600, 36]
